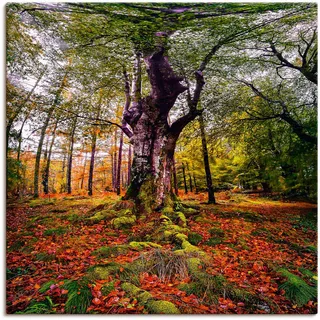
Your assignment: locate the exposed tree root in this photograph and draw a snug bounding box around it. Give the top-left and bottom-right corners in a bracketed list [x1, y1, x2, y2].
[84, 199, 273, 313]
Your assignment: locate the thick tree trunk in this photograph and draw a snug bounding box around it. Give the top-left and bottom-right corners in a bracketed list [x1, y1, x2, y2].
[199, 114, 216, 204]
[67, 117, 77, 194]
[122, 48, 203, 212]
[123, 118, 178, 211]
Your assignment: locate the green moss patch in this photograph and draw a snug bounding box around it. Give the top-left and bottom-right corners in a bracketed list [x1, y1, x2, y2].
[146, 300, 180, 314]
[129, 241, 162, 251]
[188, 232, 203, 245]
[92, 245, 129, 258]
[44, 226, 68, 236]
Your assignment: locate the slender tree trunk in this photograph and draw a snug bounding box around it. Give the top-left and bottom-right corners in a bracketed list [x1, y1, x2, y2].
[33, 72, 67, 198]
[7, 67, 47, 157]
[172, 157, 179, 195]
[88, 98, 102, 196]
[42, 119, 59, 194]
[60, 149, 67, 193]
[113, 129, 118, 192]
[88, 133, 97, 196]
[67, 117, 77, 194]
[128, 144, 132, 184]
[116, 130, 124, 195]
[80, 151, 87, 190]
[182, 162, 188, 194]
[33, 106, 55, 198]
[193, 173, 199, 194]
[199, 114, 216, 204]
[111, 153, 114, 191]
[186, 162, 193, 192]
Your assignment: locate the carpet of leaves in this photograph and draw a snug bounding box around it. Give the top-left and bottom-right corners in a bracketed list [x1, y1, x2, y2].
[6, 192, 317, 314]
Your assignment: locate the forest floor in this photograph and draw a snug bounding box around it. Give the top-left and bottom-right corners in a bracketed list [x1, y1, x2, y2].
[6, 191, 317, 314]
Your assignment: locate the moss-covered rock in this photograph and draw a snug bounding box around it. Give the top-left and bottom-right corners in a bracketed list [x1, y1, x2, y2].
[146, 300, 180, 314]
[87, 210, 117, 222]
[129, 241, 162, 251]
[162, 206, 174, 216]
[87, 263, 121, 280]
[112, 215, 136, 229]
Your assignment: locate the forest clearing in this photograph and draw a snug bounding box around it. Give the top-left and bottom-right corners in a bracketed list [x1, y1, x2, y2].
[7, 192, 317, 314]
[6, 3, 317, 315]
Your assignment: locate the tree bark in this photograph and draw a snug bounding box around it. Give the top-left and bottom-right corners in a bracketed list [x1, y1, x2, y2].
[128, 144, 132, 184]
[186, 162, 193, 192]
[80, 150, 87, 190]
[113, 129, 118, 192]
[116, 130, 124, 195]
[199, 114, 216, 204]
[7, 67, 47, 157]
[122, 48, 205, 212]
[182, 162, 188, 194]
[33, 105, 55, 198]
[42, 119, 59, 194]
[67, 117, 77, 194]
[172, 157, 179, 195]
[33, 72, 67, 198]
[88, 132, 97, 196]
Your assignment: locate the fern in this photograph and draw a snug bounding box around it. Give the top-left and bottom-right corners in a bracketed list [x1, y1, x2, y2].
[16, 296, 56, 314]
[64, 279, 92, 314]
[278, 269, 317, 306]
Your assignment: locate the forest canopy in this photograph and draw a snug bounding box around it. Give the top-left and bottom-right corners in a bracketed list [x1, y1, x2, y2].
[7, 2, 317, 200]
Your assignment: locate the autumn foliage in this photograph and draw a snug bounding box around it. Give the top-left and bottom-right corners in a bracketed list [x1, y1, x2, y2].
[6, 192, 317, 314]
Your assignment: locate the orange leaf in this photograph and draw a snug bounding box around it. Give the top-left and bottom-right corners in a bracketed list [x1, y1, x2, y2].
[92, 298, 102, 305]
[34, 283, 41, 290]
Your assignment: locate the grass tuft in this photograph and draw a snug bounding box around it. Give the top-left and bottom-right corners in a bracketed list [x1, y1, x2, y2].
[278, 268, 317, 306]
[64, 279, 92, 314]
[15, 296, 56, 314]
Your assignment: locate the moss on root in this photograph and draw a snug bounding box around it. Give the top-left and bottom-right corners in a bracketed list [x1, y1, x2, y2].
[121, 282, 153, 304]
[87, 210, 117, 223]
[112, 215, 136, 229]
[121, 282, 180, 314]
[87, 263, 121, 280]
[92, 245, 129, 258]
[146, 300, 180, 314]
[129, 241, 162, 251]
